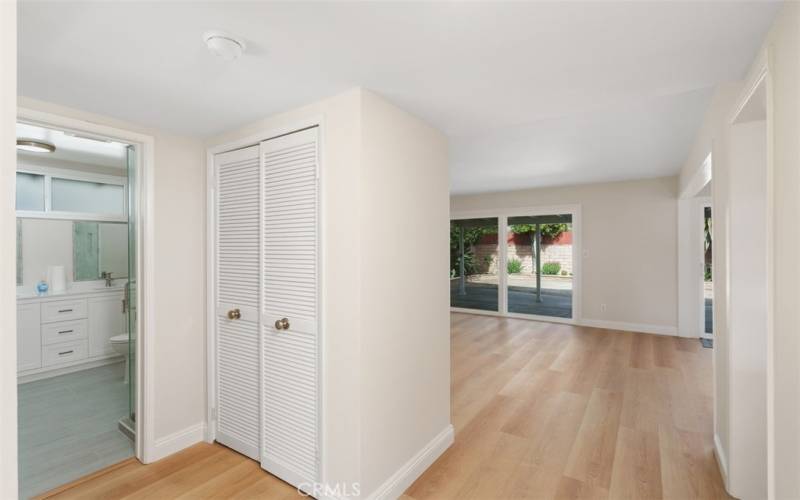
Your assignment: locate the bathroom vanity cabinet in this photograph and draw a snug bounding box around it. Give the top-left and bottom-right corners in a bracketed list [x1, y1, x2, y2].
[17, 286, 126, 383]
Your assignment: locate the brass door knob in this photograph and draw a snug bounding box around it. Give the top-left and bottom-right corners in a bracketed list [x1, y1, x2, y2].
[274, 317, 290, 330]
[227, 309, 241, 320]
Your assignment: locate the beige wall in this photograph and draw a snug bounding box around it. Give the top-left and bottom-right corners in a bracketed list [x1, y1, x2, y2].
[679, 4, 800, 496]
[451, 176, 679, 331]
[0, 1, 18, 497]
[359, 90, 451, 496]
[17, 97, 208, 456]
[761, 4, 800, 497]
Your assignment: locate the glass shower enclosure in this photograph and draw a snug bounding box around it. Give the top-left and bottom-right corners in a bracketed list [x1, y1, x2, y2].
[122, 145, 137, 438]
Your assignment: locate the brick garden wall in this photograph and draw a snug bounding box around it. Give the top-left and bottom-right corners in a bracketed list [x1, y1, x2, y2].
[471, 231, 573, 275]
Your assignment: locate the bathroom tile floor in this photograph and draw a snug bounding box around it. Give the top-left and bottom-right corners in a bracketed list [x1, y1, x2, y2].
[18, 362, 134, 499]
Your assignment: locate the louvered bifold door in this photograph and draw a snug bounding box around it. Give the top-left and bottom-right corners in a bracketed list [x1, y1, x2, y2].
[259, 127, 320, 488]
[214, 145, 261, 460]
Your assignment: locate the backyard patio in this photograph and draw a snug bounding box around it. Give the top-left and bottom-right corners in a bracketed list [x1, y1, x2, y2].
[450, 274, 573, 318]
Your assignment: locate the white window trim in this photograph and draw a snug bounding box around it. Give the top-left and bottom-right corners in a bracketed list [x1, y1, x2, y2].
[15, 163, 128, 222]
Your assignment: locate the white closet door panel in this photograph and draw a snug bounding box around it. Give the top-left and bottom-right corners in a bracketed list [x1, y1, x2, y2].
[260, 127, 320, 487]
[214, 145, 261, 460]
[216, 317, 259, 459]
[217, 147, 260, 310]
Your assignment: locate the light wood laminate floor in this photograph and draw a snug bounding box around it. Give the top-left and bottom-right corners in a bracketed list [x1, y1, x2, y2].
[40, 314, 729, 499]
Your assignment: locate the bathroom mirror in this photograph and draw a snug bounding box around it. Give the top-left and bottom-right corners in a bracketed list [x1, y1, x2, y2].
[73, 221, 129, 281]
[16, 218, 128, 287]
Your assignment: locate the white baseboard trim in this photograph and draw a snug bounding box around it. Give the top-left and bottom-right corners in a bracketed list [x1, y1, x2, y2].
[713, 433, 729, 490]
[366, 424, 455, 500]
[579, 318, 678, 336]
[150, 422, 207, 463]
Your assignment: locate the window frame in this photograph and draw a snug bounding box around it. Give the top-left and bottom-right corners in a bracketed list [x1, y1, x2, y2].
[16, 164, 128, 222]
[450, 204, 582, 325]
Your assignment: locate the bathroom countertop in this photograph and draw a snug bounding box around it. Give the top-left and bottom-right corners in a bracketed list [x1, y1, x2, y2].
[17, 283, 127, 301]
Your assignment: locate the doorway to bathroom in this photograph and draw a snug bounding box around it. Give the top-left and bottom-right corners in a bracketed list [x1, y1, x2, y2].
[14, 111, 150, 499]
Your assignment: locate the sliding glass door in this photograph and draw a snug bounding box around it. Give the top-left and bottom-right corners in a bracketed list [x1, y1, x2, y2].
[506, 214, 573, 319]
[450, 218, 499, 311]
[450, 208, 578, 321]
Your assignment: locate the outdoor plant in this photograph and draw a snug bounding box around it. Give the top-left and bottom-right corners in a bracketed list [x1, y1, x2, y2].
[507, 258, 523, 274]
[509, 223, 568, 239]
[450, 223, 496, 276]
[542, 262, 561, 275]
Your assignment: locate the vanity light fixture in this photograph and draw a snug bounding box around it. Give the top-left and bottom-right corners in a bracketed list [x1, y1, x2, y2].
[203, 30, 246, 61]
[16, 138, 55, 153]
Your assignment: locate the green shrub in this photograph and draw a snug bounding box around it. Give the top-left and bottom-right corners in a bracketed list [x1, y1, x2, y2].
[507, 258, 523, 274]
[542, 262, 561, 275]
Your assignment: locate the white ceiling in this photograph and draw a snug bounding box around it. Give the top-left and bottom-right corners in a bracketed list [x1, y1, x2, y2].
[18, 1, 781, 193]
[16, 123, 128, 169]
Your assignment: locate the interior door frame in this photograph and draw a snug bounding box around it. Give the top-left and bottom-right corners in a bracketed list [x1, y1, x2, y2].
[449, 204, 582, 325]
[205, 116, 324, 477]
[16, 106, 156, 462]
[699, 199, 714, 341]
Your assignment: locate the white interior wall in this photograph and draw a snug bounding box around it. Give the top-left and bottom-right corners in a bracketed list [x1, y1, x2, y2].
[760, 4, 800, 497]
[0, 1, 18, 497]
[677, 83, 741, 487]
[359, 90, 451, 496]
[20, 219, 73, 288]
[727, 119, 768, 499]
[450, 176, 679, 333]
[16, 96, 208, 460]
[678, 6, 800, 496]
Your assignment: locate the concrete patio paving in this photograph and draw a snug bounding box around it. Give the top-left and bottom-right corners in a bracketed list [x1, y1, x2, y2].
[450, 274, 573, 318]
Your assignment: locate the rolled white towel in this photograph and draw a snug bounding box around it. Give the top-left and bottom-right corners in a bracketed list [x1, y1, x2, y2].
[47, 265, 66, 293]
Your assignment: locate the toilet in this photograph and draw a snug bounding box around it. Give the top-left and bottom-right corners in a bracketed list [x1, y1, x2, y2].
[109, 334, 135, 384]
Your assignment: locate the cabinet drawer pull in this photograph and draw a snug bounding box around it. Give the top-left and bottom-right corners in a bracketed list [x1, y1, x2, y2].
[58, 309, 73, 313]
[58, 350, 74, 356]
[58, 329, 74, 334]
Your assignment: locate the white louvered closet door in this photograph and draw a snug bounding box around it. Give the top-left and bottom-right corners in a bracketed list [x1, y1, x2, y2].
[214, 145, 261, 460]
[259, 127, 320, 488]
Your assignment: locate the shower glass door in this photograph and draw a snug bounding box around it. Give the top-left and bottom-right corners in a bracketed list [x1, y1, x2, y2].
[126, 145, 137, 425]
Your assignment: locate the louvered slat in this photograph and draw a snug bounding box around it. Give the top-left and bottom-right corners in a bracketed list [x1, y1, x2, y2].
[260, 127, 319, 488]
[214, 145, 260, 460]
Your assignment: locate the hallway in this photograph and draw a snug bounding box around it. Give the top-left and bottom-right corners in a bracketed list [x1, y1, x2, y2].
[405, 313, 729, 499]
[39, 313, 729, 499]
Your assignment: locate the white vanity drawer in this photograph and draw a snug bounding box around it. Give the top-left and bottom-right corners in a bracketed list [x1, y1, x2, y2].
[41, 319, 88, 345]
[41, 299, 88, 324]
[42, 340, 88, 367]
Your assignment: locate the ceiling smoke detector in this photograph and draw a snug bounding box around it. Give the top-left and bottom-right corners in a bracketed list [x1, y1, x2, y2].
[203, 30, 246, 61]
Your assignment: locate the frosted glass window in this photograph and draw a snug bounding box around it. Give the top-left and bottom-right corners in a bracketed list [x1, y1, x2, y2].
[16, 172, 44, 211]
[51, 178, 124, 215]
